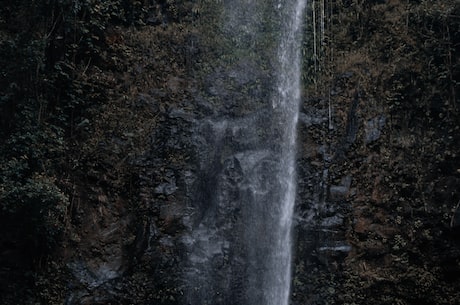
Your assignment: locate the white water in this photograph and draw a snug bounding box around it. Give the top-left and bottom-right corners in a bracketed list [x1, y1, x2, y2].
[267, 1, 307, 304]
[185, 1, 307, 304]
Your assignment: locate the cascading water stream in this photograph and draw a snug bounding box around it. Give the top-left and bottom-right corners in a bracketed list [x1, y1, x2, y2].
[268, 1, 307, 304]
[185, 1, 307, 304]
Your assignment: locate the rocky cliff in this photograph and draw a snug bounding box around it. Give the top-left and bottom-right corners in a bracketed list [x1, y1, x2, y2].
[0, 1, 459, 305]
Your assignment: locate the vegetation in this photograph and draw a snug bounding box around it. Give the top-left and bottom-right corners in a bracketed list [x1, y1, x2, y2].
[0, 0, 151, 303]
[0, 0, 459, 304]
[0, 0, 201, 303]
[296, 0, 460, 304]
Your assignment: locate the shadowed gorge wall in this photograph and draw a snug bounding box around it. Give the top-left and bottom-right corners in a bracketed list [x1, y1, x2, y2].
[0, 1, 459, 305]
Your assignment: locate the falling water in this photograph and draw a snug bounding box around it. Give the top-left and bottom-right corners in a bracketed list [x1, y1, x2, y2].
[268, 1, 307, 304]
[185, 1, 307, 305]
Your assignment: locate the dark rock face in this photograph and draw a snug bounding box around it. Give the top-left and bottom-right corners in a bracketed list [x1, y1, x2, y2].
[1, 1, 460, 305]
[364, 115, 386, 144]
[291, 95, 354, 304]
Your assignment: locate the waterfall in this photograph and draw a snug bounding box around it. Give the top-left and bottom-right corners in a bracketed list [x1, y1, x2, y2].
[185, 1, 307, 304]
[268, 1, 307, 304]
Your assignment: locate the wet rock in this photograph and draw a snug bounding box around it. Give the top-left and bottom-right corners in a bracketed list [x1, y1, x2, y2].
[169, 108, 196, 122]
[315, 241, 352, 268]
[329, 176, 352, 201]
[365, 115, 386, 143]
[318, 242, 352, 253]
[154, 182, 178, 195]
[321, 215, 344, 227]
[66, 258, 122, 305]
[329, 185, 349, 200]
[154, 169, 178, 195]
[333, 92, 360, 160]
[299, 112, 326, 127]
